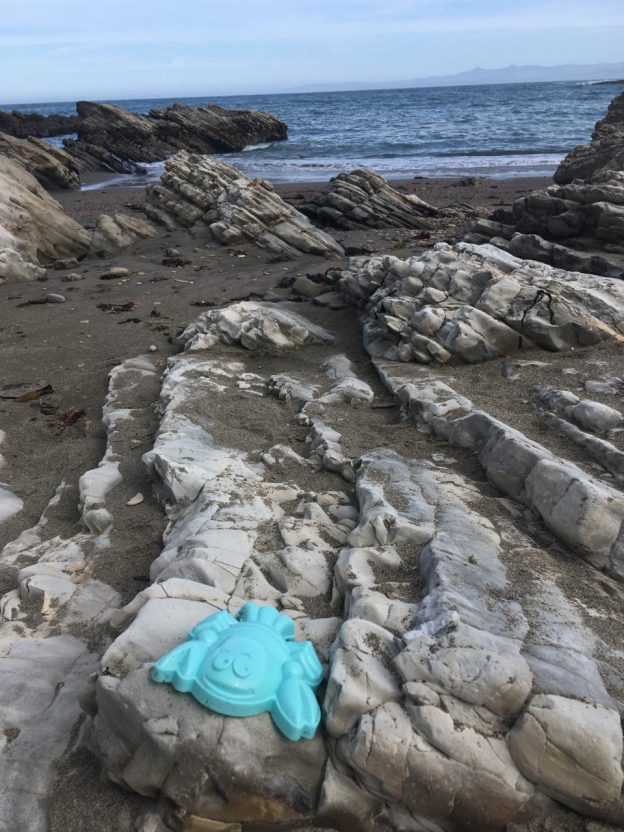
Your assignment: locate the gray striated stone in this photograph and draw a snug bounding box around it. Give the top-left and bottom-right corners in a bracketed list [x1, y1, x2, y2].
[145, 152, 344, 258]
[339, 244, 624, 366]
[324, 618, 401, 736]
[300, 169, 437, 230]
[93, 668, 327, 823]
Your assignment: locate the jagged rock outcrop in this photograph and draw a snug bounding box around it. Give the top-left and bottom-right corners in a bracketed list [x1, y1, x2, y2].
[0, 108, 80, 139]
[89, 212, 156, 257]
[463, 93, 624, 279]
[464, 172, 624, 279]
[64, 100, 288, 174]
[145, 152, 344, 258]
[300, 169, 437, 230]
[0, 131, 80, 190]
[0, 157, 90, 282]
[555, 90, 624, 184]
[338, 242, 624, 365]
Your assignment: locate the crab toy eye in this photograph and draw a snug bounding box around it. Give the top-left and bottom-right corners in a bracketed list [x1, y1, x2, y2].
[212, 649, 233, 671]
[233, 653, 252, 678]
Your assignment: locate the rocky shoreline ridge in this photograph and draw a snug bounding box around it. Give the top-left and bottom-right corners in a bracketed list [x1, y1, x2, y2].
[1, 92, 624, 832]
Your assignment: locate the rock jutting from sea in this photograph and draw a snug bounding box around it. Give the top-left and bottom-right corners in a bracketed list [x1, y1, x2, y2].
[0, 108, 81, 139]
[63, 100, 289, 174]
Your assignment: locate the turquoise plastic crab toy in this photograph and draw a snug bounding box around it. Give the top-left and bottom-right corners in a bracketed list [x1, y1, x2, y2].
[151, 602, 324, 741]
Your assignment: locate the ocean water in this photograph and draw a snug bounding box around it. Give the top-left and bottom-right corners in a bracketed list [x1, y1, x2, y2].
[2, 80, 622, 186]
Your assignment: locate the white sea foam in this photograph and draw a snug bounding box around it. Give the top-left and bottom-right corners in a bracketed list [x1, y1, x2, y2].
[242, 141, 274, 151]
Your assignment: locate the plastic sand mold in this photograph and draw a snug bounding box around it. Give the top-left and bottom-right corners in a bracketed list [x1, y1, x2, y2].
[152, 602, 324, 741]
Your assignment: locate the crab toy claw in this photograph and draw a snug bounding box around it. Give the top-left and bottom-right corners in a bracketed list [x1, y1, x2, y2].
[272, 659, 322, 741]
[152, 610, 236, 691]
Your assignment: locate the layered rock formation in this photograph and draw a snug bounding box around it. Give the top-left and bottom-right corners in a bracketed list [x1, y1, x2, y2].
[64, 100, 288, 174]
[4, 88, 624, 832]
[79, 297, 624, 831]
[555, 90, 624, 184]
[0, 132, 80, 190]
[300, 169, 438, 230]
[0, 157, 90, 282]
[0, 108, 80, 139]
[338, 242, 624, 364]
[145, 152, 344, 257]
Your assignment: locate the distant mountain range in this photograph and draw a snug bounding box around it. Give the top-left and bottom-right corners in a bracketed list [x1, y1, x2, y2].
[291, 62, 624, 93]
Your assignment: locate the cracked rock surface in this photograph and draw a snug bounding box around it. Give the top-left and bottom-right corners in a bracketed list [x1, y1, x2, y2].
[77, 300, 624, 831]
[339, 242, 624, 365]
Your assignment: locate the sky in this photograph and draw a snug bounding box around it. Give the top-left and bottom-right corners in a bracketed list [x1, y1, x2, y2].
[1, 0, 623, 104]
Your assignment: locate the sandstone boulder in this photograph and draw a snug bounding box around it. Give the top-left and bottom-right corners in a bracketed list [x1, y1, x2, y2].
[0, 157, 90, 282]
[178, 301, 335, 353]
[89, 212, 156, 257]
[0, 132, 80, 190]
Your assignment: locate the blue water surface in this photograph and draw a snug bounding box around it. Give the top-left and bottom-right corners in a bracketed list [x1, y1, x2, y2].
[2, 81, 622, 183]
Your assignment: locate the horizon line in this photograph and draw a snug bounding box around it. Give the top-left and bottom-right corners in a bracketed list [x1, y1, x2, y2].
[2, 75, 624, 109]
